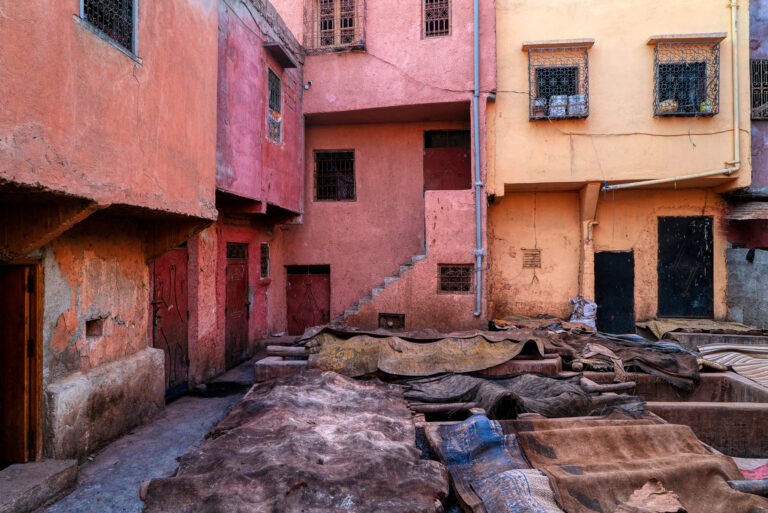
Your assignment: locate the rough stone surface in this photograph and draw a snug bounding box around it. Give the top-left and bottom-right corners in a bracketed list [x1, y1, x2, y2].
[727, 248, 768, 329]
[43, 393, 242, 513]
[0, 460, 76, 513]
[142, 371, 449, 513]
[44, 348, 165, 461]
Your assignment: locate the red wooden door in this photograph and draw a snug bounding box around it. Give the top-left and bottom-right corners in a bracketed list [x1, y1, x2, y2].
[151, 248, 189, 400]
[225, 243, 249, 368]
[286, 266, 330, 336]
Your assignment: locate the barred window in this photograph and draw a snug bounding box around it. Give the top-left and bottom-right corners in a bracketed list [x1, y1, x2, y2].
[526, 43, 591, 120]
[424, 0, 450, 38]
[438, 265, 473, 294]
[82, 0, 135, 53]
[267, 70, 282, 143]
[752, 59, 768, 120]
[652, 41, 720, 117]
[226, 242, 248, 260]
[314, 150, 356, 201]
[260, 243, 270, 278]
[318, 0, 357, 48]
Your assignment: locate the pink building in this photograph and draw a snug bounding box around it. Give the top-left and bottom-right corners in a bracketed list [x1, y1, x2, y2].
[0, 0, 219, 462]
[149, 0, 305, 393]
[272, 0, 497, 332]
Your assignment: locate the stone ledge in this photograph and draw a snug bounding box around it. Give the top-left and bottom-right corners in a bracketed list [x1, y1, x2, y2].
[0, 459, 77, 513]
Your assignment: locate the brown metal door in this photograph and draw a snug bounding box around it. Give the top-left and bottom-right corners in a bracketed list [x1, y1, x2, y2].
[0, 265, 39, 465]
[225, 243, 249, 369]
[151, 248, 189, 400]
[286, 265, 331, 336]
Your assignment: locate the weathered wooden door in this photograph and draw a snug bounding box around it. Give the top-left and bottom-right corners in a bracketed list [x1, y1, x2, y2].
[286, 265, 331, 336]
[0, 265, 40, 465]
[225, 243, 249, 369]
[658, 216, 714, 318]
[595, 251, 635, 334]
[151, 248, 189, 400]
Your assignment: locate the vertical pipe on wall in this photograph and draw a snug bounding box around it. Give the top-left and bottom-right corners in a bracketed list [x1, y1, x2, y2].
[472, 0, 485, 317]
[730, 0, 740, 167]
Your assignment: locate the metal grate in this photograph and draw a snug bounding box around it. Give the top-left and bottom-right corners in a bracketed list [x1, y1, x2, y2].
[314, 150, 356, 201]
[83, 0, 134, 52]
[438, 264, 473, 293]
[653, 42, 720, 117]
[267, 70, 282, 143]
[752, 59, 768, 120]
[378, 313, 405, 330]
[528, 47, 589, 120]
[522, 249, 542, 269]
[226, 242, 248, 260]
[260, 243, 270, 278]
[424, 0, 450, 38]
[310, 0, 360, 50]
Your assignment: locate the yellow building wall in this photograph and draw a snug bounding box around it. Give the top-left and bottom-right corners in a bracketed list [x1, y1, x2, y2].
[489, 192, 581, 319]
[490, 0, 751, 194]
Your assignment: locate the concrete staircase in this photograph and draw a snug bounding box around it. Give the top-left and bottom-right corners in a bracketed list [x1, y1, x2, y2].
[334, 253, 427, 323]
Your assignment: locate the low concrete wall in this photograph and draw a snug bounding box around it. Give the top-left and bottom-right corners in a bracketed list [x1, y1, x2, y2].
[727, 248, 768, 329]
[43, 348, 165, 460]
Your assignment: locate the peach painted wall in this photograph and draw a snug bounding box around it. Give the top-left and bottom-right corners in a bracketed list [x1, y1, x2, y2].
[0, 0, 218, 219]
[489, 192, 581, 319]
[216, 0, 304, 212]
[592, 189, 728, 321]
[346, 189, 485, 330]
[282, 121, 475, 319]
[489, 189, 728, 321]
[490, 0, 751, 194]
[271, 0, 496, 114]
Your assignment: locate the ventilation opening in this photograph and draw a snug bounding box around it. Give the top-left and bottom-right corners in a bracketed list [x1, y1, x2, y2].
[522, 249, 542, 269]
[438, 264, 473, 294]
[226, 242, 248, 260]
[86, 318, 105, 338]
[378, 313, 405, 330]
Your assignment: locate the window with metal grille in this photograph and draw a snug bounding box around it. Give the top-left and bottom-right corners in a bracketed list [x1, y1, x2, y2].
[528, 47, 589, 120]
[424, 0, 450, 38]
[260, 243, 270, 278]
[82, 0, 135, 53]
[438, 265, 473, 294]
[653, 42, 720, 117]
[267, 70, 282, 143]
[752, 59, 768, 120]
[308, 0, 360, 51]
[522, 249, 542, 269]
[314, 150, 356, 201]
[226, 243, 248, 260]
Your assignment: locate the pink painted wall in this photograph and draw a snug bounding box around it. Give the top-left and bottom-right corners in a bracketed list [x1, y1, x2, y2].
[216, 0, 304, 213]
[0, 0, 219, 219]
[270, 0, 496, 114]
[282, 121, 476, 319]
[346, 190, 485, 330]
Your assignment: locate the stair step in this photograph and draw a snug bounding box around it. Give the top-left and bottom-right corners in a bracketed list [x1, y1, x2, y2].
[344, 308, 359, 317]
[357, 295, 373, 305]
[383, 276, 399, 286]
[399, 264, 413, 274]
[411, 254, 427, 263]
[371, 287, 384, 298]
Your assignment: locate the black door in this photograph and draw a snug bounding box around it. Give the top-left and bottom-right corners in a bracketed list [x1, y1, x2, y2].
[595, 251, 635, 334]
[658, 216, 714, 318]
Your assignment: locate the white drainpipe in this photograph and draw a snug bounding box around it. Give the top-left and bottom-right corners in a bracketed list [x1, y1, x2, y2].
[472, 0, 485, 317]
[603, 0, 741, 192]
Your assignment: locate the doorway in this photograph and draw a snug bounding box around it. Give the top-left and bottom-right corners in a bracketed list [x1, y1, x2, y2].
[286, 265, 330, 336]
[0, 264, 41, 466]
[594, 251, 635, 334]
[151, 247, 189, 401]
[658, 216, 714, 318]
[225, 243, 249, 369]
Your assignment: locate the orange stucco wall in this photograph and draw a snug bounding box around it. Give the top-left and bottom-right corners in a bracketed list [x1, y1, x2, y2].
[490, 0, 751, 193]
[0, 0, 218, 219]
[489, 189, 728, 321]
